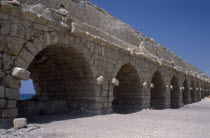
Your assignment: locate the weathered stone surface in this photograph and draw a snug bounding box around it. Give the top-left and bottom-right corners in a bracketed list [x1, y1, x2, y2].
[0, 86, 5, 98]
[112, 78, 119, 86]
[19, 48, 35, 64]
[0, 0, 209, 119]
[4, 75, 20, 89]
[6, 36, 24, 56]
[7, 100, 17, 108]
[0, 23, 10, 35]
[11, 67, 30, 80]
[97, 76, 104, 84]
[13, 118, 27, 129]
[5, 88, 19, 100]
[0, 99, 6, 108]
[2, 108, 18, 118]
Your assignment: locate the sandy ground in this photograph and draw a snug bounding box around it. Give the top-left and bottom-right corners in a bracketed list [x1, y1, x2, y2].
[1, 98, 210, 138]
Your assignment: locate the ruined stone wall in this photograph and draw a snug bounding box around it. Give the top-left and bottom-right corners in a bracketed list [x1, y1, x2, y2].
[0, 0, 210, 120]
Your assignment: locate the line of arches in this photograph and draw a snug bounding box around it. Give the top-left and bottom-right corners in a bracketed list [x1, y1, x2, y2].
[14, 36, 210, 117]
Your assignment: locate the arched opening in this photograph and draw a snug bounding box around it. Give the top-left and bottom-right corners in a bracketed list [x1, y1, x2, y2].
[170, 76, 180, 108]
[18, 45, 96, 117]
[191, 81, 196, 103]
[204, 85, 207, 97]
[150, 71, 166, 109]
[112, 64, 142, 113]
[182, 80, 189, 105]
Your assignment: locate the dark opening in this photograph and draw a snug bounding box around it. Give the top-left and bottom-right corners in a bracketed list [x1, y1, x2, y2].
[18, 45, 96, 117]
[182, 80, 189, 105]
[170, 76, 180, 108]
[191, 81, 196, 103]
[112, 64, 142, 113]
[150, 71, 166, 109]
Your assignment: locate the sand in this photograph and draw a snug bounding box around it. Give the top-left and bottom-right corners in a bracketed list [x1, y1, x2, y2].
[1, 98, 210, 138]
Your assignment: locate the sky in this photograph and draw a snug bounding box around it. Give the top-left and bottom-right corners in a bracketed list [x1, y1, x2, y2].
[20, 0, 210, 94]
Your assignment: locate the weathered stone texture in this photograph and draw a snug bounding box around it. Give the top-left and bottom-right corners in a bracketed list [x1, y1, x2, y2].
[11, 67, 30, 80]
[5, 88, 20, 100]
[0, 86, 5, 98]
[0, 0, 209, 120]
[13, 118, 27, 129]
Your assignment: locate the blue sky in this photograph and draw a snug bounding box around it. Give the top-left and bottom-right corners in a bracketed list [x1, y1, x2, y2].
[88, 0, 210, 74]
[20, 0, 210, 94]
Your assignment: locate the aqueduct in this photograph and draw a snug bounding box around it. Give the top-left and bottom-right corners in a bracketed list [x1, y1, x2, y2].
[0, 0, 210, 121]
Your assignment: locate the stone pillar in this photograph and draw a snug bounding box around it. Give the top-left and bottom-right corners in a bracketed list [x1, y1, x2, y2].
[0, 86, 19, 118]
[0, 67, 30, 119]
[165, 88, 171, 108]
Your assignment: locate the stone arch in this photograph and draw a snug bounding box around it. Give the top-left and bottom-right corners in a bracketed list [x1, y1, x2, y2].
[150, 70, 166, 109]
[182, 80, 190, 105]
[191, 81, 196, 103]
[17, 35, 100, 116]
[170, 76, 180, 108]
[112, 63, 142, 112]
[204, 84, 207, 97]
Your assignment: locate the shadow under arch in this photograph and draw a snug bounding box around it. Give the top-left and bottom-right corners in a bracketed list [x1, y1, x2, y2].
[170, 76, 180, 108]
[182, 80, 190, 105]
[18, 45, 97, 117]
[112, 63, 142, 113]
[204, 84, 207, 97]
[196, 82, 200, 101]
[191, 81, 196, 103]
[150, 70, 166, 109]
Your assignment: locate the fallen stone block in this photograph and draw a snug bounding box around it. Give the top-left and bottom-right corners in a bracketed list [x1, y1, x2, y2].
[13, 118, 27, 129]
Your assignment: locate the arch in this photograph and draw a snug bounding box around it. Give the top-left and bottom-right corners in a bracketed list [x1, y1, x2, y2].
[18, 45, 98, 116]
[112, 63, 142, 113]
[204, 84, 207, 97]
[191, 81, 196, 103]
[182, 80, 190, 105]
[196, 82, 200, 102]
[150, 71, 166, 109]
[170, 76, 180, 108]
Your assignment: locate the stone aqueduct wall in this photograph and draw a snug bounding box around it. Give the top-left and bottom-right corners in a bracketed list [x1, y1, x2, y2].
[0, 0, 210, 118]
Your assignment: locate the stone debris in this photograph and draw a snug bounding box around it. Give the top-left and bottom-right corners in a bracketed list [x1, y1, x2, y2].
[13, 118, 27, 129]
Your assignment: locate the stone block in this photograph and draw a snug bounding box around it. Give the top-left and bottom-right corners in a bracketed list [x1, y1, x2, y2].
[11, 67, 31, 80]
[4, 74, 21, 89]
[7, 100, 17, 108]
[6, 36, 24, 56]
[13, 118, 27, 129]
[97, 76, 104, 84]
[0, 99, 6, 108]
[19, 48, 35, 64]
[0, 86, 5, 98]
[2, 108, 18, 118]
[89, 103, 103, 110]
[112, 78, 119, 86]
[6, 88, 20, 100]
